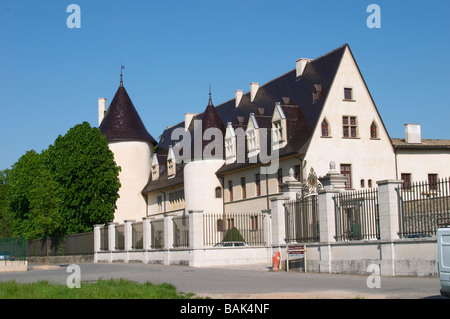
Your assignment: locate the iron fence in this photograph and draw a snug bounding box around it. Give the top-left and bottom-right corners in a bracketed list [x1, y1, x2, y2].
[173, 215, 189, 248]
[115, 224, 125, 250]
[203, 212, 265, 247]
[0, 236, 26, 261]
[334, 188, 379, 241]
[62, 232, 94, 255]
[398, 177, 450, 238]
[285, 196, 319, 243]
[151, 219, 164, 249]
[26, 232, 94, 256]
[132, 222, 143, 250]
[100, 226, 108, 251]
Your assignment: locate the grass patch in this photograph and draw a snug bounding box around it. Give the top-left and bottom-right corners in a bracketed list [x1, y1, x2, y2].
[0, 278, 198, 299]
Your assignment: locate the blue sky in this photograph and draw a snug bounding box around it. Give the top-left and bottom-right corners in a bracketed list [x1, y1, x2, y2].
[0, 0, 449, 170]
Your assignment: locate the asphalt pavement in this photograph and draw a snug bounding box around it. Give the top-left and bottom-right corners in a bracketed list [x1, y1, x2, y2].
[0, 262, 445, 299]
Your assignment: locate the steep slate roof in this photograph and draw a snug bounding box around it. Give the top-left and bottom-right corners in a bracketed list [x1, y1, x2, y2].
[198, 93, 226, 157]
[99, 83, 158, 145]
[144, 44, 348, 192]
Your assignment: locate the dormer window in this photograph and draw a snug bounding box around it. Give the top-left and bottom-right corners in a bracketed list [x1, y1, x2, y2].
[273, 121, 283, 142]
[151, 153, 159, 181]
[167, 146, 176, 177]
[272, 102, 287, 149]
[313, 84, 322, 102]
[248, 130, 257, 150]
[167, 158, 175, 177]
[246, 113, 259, 158]
[225, 137, 234, 158]
[225, 122, 236, 164]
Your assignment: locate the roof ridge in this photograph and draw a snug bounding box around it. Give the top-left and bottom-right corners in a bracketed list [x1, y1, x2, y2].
[310, 43, 348, 63]
[212, 44, 349, 108]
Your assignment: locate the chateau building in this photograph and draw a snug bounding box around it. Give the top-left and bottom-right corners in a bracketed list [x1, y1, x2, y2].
[98, 44, 450, 224]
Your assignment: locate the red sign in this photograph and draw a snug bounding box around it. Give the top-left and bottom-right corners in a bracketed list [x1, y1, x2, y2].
[288, 245, 305, 254]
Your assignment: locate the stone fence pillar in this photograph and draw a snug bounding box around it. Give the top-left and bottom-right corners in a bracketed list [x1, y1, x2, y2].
[377, 179, 403, 276]
[188, 209, 204, 267]
[93, 224, 103, 253]
[317, 161, 348, 273]
[142, 217, 152, 251]
[124, 220, 135, 251]
[108, 222, 118, 252]
[189, 209, 204, 250]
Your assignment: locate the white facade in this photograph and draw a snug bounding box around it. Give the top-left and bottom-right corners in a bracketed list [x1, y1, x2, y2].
[108, 140, 152, 224]
[138, 44, 449, 223]
[303, 46, 396, 187]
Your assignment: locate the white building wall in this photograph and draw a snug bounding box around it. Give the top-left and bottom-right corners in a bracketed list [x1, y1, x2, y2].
[184, 159, 224, 214]
[396, 149, 450, 182]
[222, 157, 303, 214]
[304, 46, 396, 188]
[109, 140, 152, 223]
[147, 185, 185, 216]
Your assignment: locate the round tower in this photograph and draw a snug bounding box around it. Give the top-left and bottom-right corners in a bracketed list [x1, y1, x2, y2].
[99, 77, 157, 224]
[184, 92, 226, 215]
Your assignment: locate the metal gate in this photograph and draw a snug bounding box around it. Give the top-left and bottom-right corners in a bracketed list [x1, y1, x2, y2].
[285, 167, 321, 243]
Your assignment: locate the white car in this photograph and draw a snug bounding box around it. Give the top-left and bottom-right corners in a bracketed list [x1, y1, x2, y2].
[213, 241, 248, 247]
[437, 227, 450, 298]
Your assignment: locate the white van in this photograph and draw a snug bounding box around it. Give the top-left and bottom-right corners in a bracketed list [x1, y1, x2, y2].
[437, 227, 450, 298]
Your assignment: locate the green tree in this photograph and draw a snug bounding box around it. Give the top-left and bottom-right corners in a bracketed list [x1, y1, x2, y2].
[7, 150, 43, 238]
[46, 122, 120, 234]
[223, 226, 245, 242]
[7, 151, 63, 243]
[28, 162, 63, 265]
[0, 169, 13, 238]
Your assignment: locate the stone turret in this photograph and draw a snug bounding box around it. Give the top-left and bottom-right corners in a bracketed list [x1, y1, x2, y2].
[184, 92, 225, 215]
[99, 78, 157, 223]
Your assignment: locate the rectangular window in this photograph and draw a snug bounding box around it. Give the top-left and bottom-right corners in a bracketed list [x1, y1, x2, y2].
[340, 164, 352, 189]
[241, 177, 246, 199]
[343, 116, 357, 138]
[277, 168, 283, 192]
[428, 174, 438, 191]
[344, 88, 353, 100]
[401, 173, 411, 190]
[168, 190, 184, 211]
[228, 180, 233, 202]
[255, 173, 261, 196]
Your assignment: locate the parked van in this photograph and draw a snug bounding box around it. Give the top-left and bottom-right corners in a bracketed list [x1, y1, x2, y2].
[437, 227, 450, 298]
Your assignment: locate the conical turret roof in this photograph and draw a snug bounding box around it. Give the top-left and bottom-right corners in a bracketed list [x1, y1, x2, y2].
[99, 83, 157, 145]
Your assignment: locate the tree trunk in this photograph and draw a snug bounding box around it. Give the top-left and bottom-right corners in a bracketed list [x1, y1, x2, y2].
[45, 237, 51, 266]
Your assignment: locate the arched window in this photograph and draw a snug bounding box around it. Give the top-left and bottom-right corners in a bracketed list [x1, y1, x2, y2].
[321, 119, 329, 137]
[370, 121, 378, 139]
[215, 187, 222, 198]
